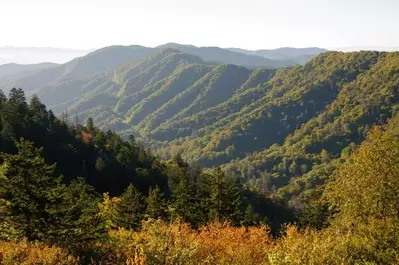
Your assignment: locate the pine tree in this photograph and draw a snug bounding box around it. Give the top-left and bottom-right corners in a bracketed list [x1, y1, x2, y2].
[146, 185, 167, 219]
[1, 88, 28, 138]
[171, 174, 196, 224]
[0, 138, 64, 241]
[208, 166, 242, 225]
[59, 178, 106, 248]
[0, 122, 16, 152]
[243, 204, 261, 227]
[114, 183, 145, 230]
[29, 94, 47, 125]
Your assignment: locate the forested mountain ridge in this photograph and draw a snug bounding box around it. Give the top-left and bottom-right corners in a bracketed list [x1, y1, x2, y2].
[0, 88, 292, 244]
[156, 51, 399, 205]
[1, 49, 399, 264]
[0, 48, 398, 210]
[0, 45, 154, 94]
[157, 43, 294, 67]
[1, 86, 399, 265]
[0, 44, 314, 96]
[227, 47, 326, 63]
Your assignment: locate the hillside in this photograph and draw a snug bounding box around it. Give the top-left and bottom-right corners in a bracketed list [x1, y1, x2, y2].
[1, 49, 398, 208]
[157, 43, 291, 68]
[154, 51, 399, 203]
[0, 64, 398, 265]
[0, 62, 58, 79]
[0, 46, 90, 64]
[0, 44, 320, 96]
[1, 49, 399, 265]
[227, 47, 326, 63]
[0, 45, 154, 94]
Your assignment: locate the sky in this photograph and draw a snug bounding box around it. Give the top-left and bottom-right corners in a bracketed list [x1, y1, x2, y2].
[0, 0, 398, 50]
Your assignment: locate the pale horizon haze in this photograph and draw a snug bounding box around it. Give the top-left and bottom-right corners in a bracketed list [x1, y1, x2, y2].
[1, 0, 398, 51]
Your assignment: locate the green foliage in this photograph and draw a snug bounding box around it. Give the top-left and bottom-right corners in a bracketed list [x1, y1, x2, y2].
[208, 167, 242, 224]
[0, 138, 64, 241]
[114, 184, 146, 230]
[1, 49, 399, 264]
[146, 185, 167, 220]
[59, 178, 106, 250]
[0, 139, 106, 250]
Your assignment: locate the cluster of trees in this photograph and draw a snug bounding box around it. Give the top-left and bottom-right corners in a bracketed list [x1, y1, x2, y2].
[1, 50, 399, 264]
[0, 90, 292, 258]
[3, 50, 399, 214]
[1, 110, 399, 264]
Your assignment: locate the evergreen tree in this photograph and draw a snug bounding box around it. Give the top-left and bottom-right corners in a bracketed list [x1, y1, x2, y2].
[114, 183, 145, 230]
[243, 204, 261, 227]
[29, 94, 48, 126]
[0, 138, 64, 241]
[5, 88, 28, 129]
[171, 173, 196, 224]
[146, 185, 167, 219]
[59, 178, 106, 249]
[0, 122, 16, 152]
[208, 167, 242, 225]
[298, 202, 330, 230]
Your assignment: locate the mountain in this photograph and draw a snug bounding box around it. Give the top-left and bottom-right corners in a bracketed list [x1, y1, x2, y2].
[26, 49, 277, 135]
[157, 43, 292, 68]
[0, 46, 91, 64]
[0, 45, 154, 94]
[1, 51, 399, 265]
[0, 44, 321, 95]
[228, 47, 326, 63]
[154, 51, 399, 205]
[1, 46, 397, 208]
[227, 47, 327, 65]
[0, 62, 58, 79]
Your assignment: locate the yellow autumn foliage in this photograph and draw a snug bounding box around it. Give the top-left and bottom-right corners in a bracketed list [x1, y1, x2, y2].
[0, 240, 78, 265]
[105, 219, 273, 265]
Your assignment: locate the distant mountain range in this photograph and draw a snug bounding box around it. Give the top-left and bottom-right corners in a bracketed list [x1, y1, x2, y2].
[0, 44, 326, 97]
[0, 46, 91, 65]
[0, 62, 58, 79]
[0, 44, 325, 66]
[227, 47, 326, 63]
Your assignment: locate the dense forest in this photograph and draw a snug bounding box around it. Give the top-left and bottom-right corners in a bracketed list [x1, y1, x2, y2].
[3, 49, 397, 210]
[0, 90, 398, 264]
[0, 47, 399, 264]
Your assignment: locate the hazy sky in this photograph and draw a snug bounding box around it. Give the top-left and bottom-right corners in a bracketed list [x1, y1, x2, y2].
[1, 0, 398, 50]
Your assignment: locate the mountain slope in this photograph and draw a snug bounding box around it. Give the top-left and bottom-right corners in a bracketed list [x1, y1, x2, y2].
[157, 43, 290, 68]
[228, 47, 326, 64]
[0, 62, 58, 79]
[0, 45, 154, 94]
[0, 44, 322, 96]
[0, 46, 90, 64]
[1, 48, 398, 207]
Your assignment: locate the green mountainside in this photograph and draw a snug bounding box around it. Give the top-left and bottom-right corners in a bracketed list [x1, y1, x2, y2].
[0, 43, 304, 95]
[2, 45, 399, 264]
[1, 47, 398, 208]
[0, 45, 154, 94]
[157, 43, 293, 68]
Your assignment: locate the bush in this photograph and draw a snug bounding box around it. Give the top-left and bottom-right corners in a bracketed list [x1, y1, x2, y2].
[106, 219, 272, 265]
[0, 240, 78, 265]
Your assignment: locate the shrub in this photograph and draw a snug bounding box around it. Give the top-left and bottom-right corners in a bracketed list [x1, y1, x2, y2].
[0, 240, 78, 265]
